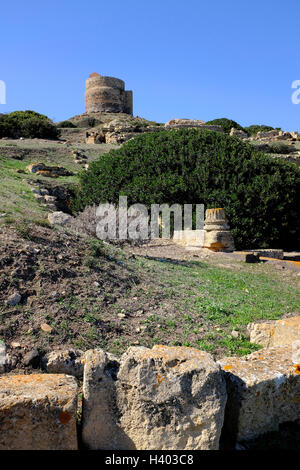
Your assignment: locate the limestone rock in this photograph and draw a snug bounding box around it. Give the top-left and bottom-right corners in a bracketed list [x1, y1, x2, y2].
[85, 131, 105, 144]
[292, 340, 300, 364]
[219, 345, 300, 443]
[0, 374, 78, 450]
[48, 211, 72, 226]
[23, 349, 40, 368]
[247, 315, 300, 348]
[82, 345, 227, 450]
[257, 129, 280, 139]
[43, 349, 84, 378]
[229, 127, 248, 139]
[173, 229, 205, 248]
[164, 119, 223, 133]
[165, 119, 205, 128]
[26, 162, 73, 178]
[117, 345, 227, 450]
[82, 349, 124, 450]
[276, 131, 293, 140]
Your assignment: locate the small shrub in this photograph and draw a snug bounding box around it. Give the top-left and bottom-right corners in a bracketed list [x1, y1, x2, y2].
[56, 120, 77, 128]
[205, 118, 245, 134]
[244, 124, 281, 136]
[267, 142, 293, 154]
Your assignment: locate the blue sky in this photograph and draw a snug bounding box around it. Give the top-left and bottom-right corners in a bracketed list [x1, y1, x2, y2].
[0, 0, 299, 130]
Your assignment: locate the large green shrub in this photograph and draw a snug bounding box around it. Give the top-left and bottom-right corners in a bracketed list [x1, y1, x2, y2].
[73, 128, 300, 250]
[205, 118, 246, 134]
[0, 110, 60, 139]
[244, 124, 281, 136]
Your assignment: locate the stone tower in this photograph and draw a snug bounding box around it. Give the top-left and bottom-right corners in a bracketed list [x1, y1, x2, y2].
[85, 73, 133, 115]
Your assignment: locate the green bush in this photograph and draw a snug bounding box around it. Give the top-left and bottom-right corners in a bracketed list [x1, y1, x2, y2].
[0, 110, 60, 139]
[244, 124, 281, 136]
[267, 142, 293, 154]
[73, 128, 300, 250]
[56, 120, 77, 128]
[206, 118, 246, 134]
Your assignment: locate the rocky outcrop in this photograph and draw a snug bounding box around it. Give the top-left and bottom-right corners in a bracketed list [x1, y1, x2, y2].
[0, 374, 78, 450]
[256, 129, 280, 139]
[247, 315, 300, 348]
[219, 345, 300, 444]
[82, 345, 227, 450]
[165, 119, 223, 133]
[48, 211, 72, 226]
[26, 162, 73, 178]
[101, 119, 163, 144]
[85, 131, 105, 144]
[229, 127, 248, 139]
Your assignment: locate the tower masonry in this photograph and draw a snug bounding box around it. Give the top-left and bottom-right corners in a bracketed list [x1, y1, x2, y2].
[85, 73, 133, 115]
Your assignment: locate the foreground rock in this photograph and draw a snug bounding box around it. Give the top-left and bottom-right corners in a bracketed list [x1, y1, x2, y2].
[247, 315, 300, 347]
[82, 345, 227, 450]
[219, 345, 300, 444]
[82, 349, 124, 450]
[43, 349, 84, 378]
[0, 374, 78, 450]
[48, 211, 72, 226]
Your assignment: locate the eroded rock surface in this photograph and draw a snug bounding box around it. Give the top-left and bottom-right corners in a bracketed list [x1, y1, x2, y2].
[219, 345, 300, 443]
[0, 374, 78, 450]
[247, 315, 300, 348]
[82, 345, 227, 450]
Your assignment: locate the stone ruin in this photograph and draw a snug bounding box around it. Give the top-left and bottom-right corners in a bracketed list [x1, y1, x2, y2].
[85, 73, 133, 115]
[1, 315, 300, 450]
[203, 208, 235, 252]
[173, 208, 235, 252]
[164, 119, 223, 133]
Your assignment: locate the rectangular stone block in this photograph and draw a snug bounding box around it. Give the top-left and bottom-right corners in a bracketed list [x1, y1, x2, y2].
[82, 346, 227, 450]
[173, 229, 205, 247]
[0, 374, 78, 450]
[248, 315, 300, 348]
[219, 346, 300, 443]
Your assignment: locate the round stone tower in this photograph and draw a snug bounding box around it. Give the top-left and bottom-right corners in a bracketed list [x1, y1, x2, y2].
[85, 73, 133, 115]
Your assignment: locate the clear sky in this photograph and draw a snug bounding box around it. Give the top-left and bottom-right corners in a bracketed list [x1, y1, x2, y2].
[0, 0, 299, 130]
